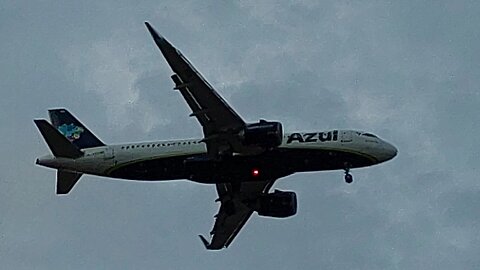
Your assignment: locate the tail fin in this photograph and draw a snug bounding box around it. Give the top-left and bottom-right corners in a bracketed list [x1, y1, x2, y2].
[57, 169, 83, 195]
[34, 120, 84, 194]
[34, 119, 83, 158]
[49, 109, 105, 149]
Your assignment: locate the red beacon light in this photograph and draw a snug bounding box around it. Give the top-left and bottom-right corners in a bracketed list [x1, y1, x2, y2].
[251, 168, 260, 177]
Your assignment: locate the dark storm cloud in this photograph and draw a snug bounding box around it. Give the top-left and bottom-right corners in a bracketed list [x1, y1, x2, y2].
[2, 1, 480, 269]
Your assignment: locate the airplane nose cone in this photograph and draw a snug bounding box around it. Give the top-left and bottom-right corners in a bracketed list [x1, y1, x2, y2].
[381, 141, 398, 162]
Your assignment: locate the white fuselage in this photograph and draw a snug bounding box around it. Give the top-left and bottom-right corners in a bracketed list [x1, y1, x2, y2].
[36, 129, 397, 182]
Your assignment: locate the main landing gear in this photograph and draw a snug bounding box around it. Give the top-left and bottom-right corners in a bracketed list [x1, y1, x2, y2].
[344, 162, 353, 184]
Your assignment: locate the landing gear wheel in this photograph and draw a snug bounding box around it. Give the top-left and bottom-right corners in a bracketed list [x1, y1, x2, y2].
[344, 173, 353, 184]
[343, 162, 353, 184]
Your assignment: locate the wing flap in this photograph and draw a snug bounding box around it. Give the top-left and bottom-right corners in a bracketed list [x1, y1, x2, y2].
[201, 180, 275, 250]
[170, 74, 211, 125]
[206, 199, 252, 249]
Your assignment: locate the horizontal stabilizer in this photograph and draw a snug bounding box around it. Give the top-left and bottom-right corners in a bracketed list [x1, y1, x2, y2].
[57, 170, 82, 195]
[34, 120, 83, 158]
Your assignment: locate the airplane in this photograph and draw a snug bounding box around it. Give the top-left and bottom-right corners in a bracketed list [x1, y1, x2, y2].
[34, 22, 397, 250]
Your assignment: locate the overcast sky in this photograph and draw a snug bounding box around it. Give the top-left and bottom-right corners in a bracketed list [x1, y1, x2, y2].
[1, 1, 479, 269]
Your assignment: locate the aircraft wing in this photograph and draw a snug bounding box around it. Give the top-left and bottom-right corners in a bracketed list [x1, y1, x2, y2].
[199, 180, 275, 250]
[145, 22, 246, 155]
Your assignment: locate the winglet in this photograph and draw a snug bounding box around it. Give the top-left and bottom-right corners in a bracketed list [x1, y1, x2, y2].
[198, 235, 212, 250]
[144, 22, 168, 48]
[144, 21, 183, 71]
[144, 22, 157, 37]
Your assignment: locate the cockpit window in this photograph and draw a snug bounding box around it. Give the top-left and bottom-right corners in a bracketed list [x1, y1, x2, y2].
[361, 133, 378, 138]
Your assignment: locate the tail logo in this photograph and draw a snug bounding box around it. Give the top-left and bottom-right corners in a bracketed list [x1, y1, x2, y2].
[58, 123, 85, 142]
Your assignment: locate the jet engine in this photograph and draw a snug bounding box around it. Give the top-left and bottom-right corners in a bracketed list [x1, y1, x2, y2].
[256, 190, 297, 218]
[240, 120, 283, 148]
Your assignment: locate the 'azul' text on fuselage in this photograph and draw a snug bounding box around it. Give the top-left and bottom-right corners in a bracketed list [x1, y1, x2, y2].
[286, 130, 338, 144]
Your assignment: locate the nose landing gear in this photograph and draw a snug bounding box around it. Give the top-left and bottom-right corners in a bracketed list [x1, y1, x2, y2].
[344, 173, 353, 184]
[344, 162, 353, 184]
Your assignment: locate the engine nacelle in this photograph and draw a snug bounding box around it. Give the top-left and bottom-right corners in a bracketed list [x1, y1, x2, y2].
[240, 120, 283, 148]
[256, 190, 297, 218]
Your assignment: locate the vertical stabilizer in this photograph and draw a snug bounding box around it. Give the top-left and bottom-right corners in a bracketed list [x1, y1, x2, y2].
[49, 109, 105, 149]
[57, 170, 82, 195]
